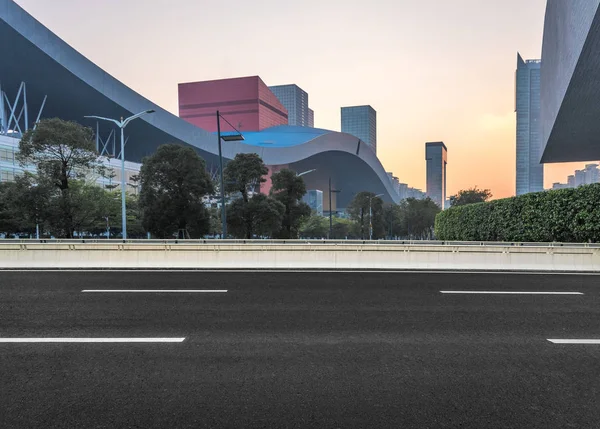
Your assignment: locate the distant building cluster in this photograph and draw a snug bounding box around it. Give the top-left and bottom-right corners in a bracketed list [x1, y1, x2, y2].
[552, 164, 600, 190]
[388, 177, 426, 201]
[176, 75, 436, 211]
[178, 77, 317, 134]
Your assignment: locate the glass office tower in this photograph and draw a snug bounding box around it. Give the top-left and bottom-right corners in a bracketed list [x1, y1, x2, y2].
[341, 105, 377, 153]
[426, 142, 448, 209]
[303, 190, 324, 216]
[516, 54, 544, 195]
[269, 84, 311, 127]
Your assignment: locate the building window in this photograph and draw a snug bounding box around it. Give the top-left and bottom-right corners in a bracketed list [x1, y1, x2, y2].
[0, 148, 14, 163]
[0, 169, 15, 182]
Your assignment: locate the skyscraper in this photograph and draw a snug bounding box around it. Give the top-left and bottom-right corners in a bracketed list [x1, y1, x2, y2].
[308, 109, 314, 128]
[575, 170, 585, 187]
[303, 190, 324, 216]
[516, 53, 544, 195]
[269, 84, 312, 127]
[341, 105, 377, 153]
[584, 164, 600, 184]
[426, 142, 448, 209]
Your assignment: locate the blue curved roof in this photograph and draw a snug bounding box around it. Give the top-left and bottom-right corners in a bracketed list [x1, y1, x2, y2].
[220, 125, 331, 148]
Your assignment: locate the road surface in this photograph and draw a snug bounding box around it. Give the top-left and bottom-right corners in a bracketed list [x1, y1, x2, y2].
[1, 271, 599, 428]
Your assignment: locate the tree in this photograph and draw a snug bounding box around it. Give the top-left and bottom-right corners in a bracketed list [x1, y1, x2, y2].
[98, 164, 119, 190]
[383, 203, 404, 239]
[11, 174, 53, 237]
[125, 193, 146, 238]
[224, 153, 268, 203]
[401, 198, 441, 239]
[0, 181, 23, 237]
[227, 193, 285, 239]
[331, 217, 353, 239]
[17, 118, 100, 237]
[270, 169, 312, 239]
[346, 192, 386, 239]
[207, 206, 222, 238]
[139, 144, 213, 239]
[94, 190, 145, 239]
[299, 214, 328, 239]
[449, 186, 492, 207]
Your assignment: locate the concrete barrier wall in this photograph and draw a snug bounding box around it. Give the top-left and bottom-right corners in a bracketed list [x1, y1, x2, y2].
[0, 243, 599, 271]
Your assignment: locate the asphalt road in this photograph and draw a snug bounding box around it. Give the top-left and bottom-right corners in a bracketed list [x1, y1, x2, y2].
[1, 271, 600, 428]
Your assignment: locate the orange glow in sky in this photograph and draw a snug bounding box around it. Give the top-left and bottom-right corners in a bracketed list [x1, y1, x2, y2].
[14, 0, 591, 199]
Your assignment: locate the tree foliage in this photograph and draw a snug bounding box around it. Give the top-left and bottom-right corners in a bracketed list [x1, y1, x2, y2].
[346, 192, 386, 239]
[270, 169, 311, 239]
[299, 214, 329, 239]
[401, 198, 441, 239]
[17, 118, 101, 237]
[139, 144, 213, 239]
[224, 153, 268, 203]
[18, 118, 99, 191]
[383, 203, 405, 238]
[449, 186, 492, 207]
[227, 193, 285, 239]
[0, 181, 23, 236]
[436, 184, 600, 243]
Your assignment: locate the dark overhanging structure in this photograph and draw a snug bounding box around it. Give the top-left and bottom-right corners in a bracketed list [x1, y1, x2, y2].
[0, 0, 400, 209]
[541, 0, 600, 163]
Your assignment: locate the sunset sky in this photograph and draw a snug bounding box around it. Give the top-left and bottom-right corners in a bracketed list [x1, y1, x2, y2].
[14, 0, 588, 199]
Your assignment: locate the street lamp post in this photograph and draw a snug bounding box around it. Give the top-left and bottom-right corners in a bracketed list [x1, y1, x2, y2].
[328, 177, 341, 239]
[216, 111, 244, 239]
[31, 183, 40, 239]
[369, 193, 384, 241]
[85, 110, 155, 240]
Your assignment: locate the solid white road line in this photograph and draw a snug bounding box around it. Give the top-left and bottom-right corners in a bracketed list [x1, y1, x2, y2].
[0, 338, 186, 343]
[4, 269, 600, 275]
[440, 291, 583, 295]
[548, 339, 600, 344]
[81, 290, 228, 293]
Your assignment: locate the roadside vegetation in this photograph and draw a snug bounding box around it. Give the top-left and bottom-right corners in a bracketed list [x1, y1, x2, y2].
[436, 185, 600, 242]
[0, 118, 443, 240]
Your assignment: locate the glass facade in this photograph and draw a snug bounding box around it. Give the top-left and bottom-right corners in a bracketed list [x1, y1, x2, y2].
[426, 142, 447, 209]
[269, 84, 311, 127]
[0, 135, 141, 192]
[0, 139, 20, 183]
[341, 106, 377, 153]
[303, 190, 324, 216]
[516, 54, 544, 195]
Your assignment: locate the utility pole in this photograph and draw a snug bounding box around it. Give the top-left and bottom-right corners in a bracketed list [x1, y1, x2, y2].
[328, 178, 341, 239]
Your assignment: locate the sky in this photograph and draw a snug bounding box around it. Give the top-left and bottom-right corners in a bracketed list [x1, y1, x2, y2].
[13, 0, 589, 199]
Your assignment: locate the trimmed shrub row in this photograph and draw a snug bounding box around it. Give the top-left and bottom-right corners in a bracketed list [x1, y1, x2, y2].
[435, 184, 600, 243]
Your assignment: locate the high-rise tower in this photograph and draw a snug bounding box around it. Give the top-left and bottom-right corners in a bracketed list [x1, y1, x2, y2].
[341, 105, 377, 153]
[269, 84, 312, 127]
[426, 142, 447, 209]
[516, 53, 544, 195]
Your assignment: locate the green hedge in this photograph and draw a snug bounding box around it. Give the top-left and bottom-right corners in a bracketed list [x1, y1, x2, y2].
[435, 184, 600, 242]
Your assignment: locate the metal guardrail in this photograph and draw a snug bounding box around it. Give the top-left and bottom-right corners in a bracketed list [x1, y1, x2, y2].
[0, 239, 599, 248]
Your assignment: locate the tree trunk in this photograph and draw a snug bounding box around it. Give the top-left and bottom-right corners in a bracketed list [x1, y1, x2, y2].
[61, 189, 74, 238]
